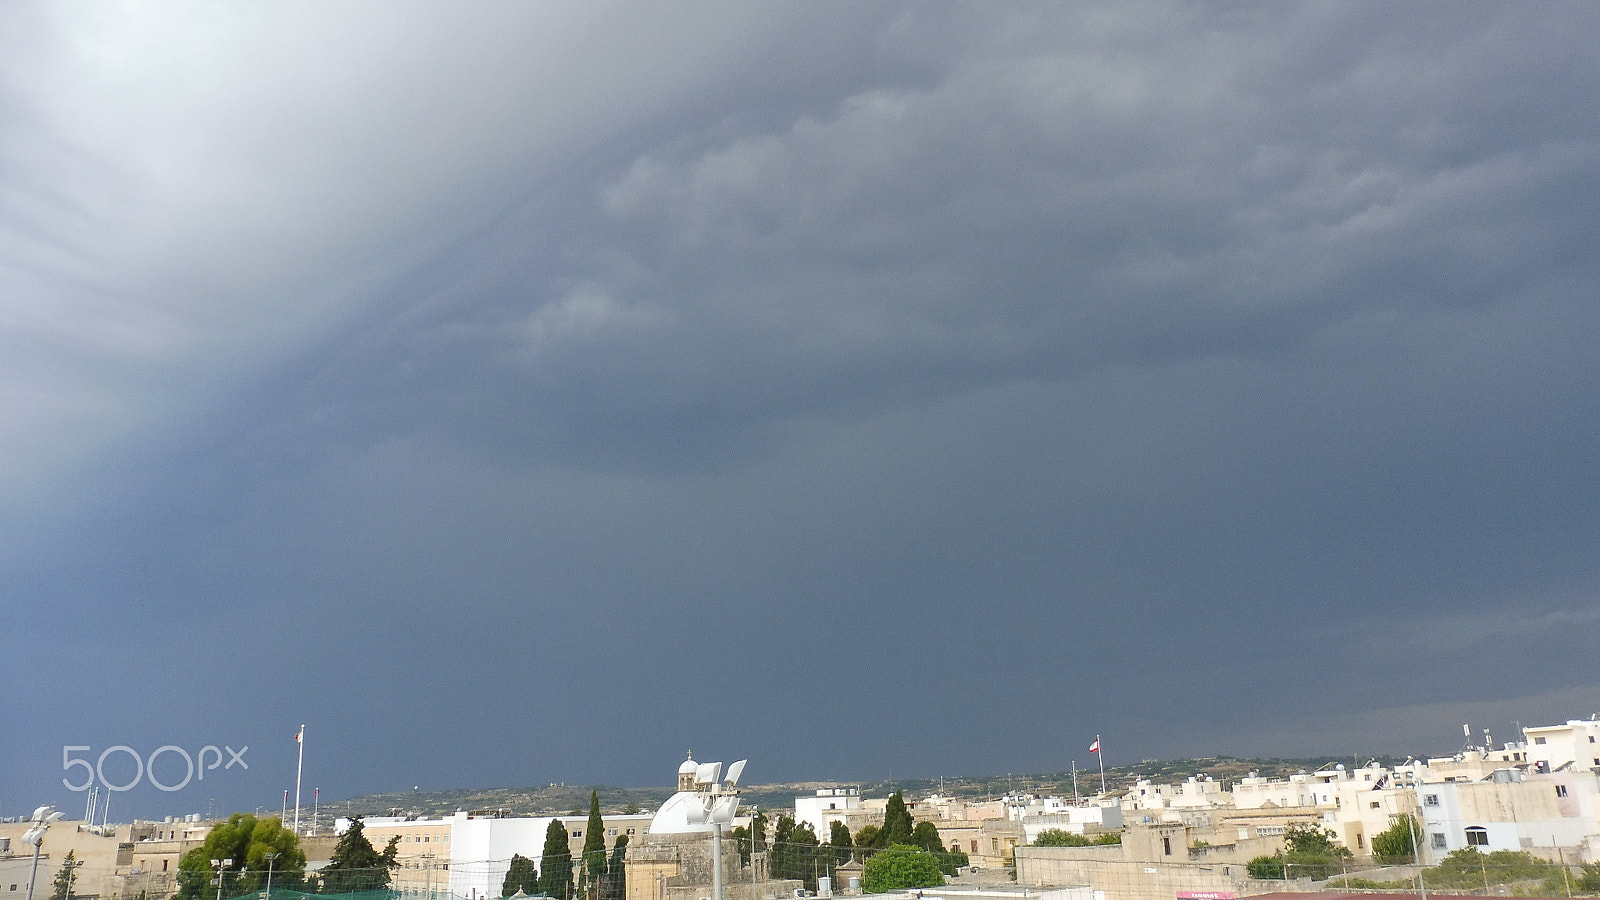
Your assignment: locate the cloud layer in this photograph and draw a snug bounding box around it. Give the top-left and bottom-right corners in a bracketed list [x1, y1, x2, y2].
[3, 2, 1600, 817]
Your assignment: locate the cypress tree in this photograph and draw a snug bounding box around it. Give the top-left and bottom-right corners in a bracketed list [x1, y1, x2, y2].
[320, 817, 393, 893]
[502, 855, 538, 897]
[49, 851, 80, 900]
[581, 791, 607, 883]
[604, 835, 629, 900]
[539, 818, 574, 900]
[883, 792, 914, 846]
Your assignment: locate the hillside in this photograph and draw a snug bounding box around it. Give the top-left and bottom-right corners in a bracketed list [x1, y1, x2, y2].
[329, 756, 1406, 819]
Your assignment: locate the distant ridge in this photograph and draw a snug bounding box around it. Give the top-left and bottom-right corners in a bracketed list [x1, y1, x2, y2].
[327, 756, 1405, 818]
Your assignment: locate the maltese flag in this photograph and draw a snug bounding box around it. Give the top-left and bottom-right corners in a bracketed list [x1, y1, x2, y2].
[1089, 738, 1100, 753]
[294, 728, 303, 743]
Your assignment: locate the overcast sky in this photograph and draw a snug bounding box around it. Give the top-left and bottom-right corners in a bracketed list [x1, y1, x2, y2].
[4, 1, 1600, 822]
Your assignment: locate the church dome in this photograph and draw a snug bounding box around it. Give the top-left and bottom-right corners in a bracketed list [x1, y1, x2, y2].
[679, 754, 698, 775]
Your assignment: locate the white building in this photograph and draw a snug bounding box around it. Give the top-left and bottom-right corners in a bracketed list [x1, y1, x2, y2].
[794, 789, 860, 840]
[1415, 769, 1600, 863]
[1525, 720, 1600, 774]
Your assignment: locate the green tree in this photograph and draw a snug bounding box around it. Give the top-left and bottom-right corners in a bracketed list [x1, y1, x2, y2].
[1246, 825, 1353, 882]
[771, 816, 796, 880]
[603, 835, 629, 900]
[771, 817, 822, 889]
[178, 815, 306, 900]
[319, 816, 397, 894]
[49, 851, 81, 900]
[861, 847, 944, 893]
[826, 821, 854, 871]
[854, 825, 885, 853]
[909, 823, 965, 876]
[1093, 833, 1121, 846]
[734, 809, 768, 869]
[581, 791, 608, 887]
[539, 817, 574, 900]
[1033, 830, 1092, 848]
[1283, 824, 1349, 859]
[502, 855, 539, 897]
[790, 823, 821, 891]
[1246, 856, 1284, 880]
[882, 793, 914, 847]
[1577, 861, 1600, 893]
[1424, 848, 1550, 891]
[1370, 815, 1418, 864]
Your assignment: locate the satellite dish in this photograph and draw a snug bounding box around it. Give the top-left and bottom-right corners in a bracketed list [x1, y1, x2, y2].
[725, 760, 747, 787]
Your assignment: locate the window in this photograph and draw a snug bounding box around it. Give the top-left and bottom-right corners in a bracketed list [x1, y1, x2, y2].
[1163, 837, 1172, 856]
[1465, 828, 1488, 847]
[970, 840, 978, 853]
[1431, 833, 1447, 849]
[1535, 737, 1547, 745]
[1590, 737, 1596, 743]
[572, 831, 581, 838]
[1370, 801, 1381, 809]
[1423, 794, 1440, 807]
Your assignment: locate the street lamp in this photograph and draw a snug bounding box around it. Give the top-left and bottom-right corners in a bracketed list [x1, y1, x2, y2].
[681, 760, 747, 900]
[23, 806, 66, 900]
[264, 853, 280, 900]
[212, 858, 234, 900]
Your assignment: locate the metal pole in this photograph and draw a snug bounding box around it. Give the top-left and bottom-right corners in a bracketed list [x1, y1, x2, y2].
[25, 841, 43, 900]
[293, 726, 305, 836]
[266, 853, 277, 900]
[1407, 816, 1426, 900]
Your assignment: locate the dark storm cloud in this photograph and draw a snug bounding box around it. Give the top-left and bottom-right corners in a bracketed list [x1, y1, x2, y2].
[4, 2, 1600, 817]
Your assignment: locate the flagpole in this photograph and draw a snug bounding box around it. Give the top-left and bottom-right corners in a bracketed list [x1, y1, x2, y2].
[1072, 761, 1079, 804]
[293, 725, 305, 836]
[1096, 735, 1106, 795]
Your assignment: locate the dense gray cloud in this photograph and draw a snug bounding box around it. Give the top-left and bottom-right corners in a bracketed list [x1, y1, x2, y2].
[3, 2, 1600, 818]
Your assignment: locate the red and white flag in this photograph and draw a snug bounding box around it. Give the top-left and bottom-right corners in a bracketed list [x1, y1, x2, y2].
[1089, 738, 1100, 753]
[294, 728, 303, 743]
